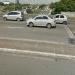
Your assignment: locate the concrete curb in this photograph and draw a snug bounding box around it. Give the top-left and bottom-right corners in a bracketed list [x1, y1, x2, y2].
[0, 48, 75, 60]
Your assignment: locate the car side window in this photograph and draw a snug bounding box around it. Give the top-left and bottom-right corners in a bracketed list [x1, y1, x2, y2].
[8, 12, 19, 15]
[13, 12, 20, 15]
[55, 15, 59, 18]
[43, 16, 48, 19]
[35, 17, 43, 20]
[60, 15, 64, 18]
[8, 12, 14, 15]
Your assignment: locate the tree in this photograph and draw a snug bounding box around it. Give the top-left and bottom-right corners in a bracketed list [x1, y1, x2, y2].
[50, 3, 55, 9]
[26, 8, 33, 14]
[0, 2, 4, 6]
[15, 4, 22, 10]
[50, 0, 75, 13]
[39, 4, 46, 9]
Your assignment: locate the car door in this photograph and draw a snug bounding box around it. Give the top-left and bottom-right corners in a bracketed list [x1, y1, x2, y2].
[54, 15, 60, 23]
[7, 12, 14, 20]
[10, 12, 19, 20]
[42, 16, 49, 26]
[34, 16, 43, 26]
[11, 12, 18, 20]
[59, 15, 65, 23]
[7, 12, 19, 20]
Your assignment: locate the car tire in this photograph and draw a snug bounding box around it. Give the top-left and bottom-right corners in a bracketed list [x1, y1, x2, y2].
[46, 23, 52, 29]
[29, 22, 34, 27]
[17, 18, 21, 21]
[3, 17, 7, 21]
[63, 21, 67, 25]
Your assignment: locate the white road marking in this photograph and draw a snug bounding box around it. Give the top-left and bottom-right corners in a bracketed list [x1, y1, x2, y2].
[64, 25, 75, 38]
[0, 48, 75, 60]
[0, 36, 71, 46]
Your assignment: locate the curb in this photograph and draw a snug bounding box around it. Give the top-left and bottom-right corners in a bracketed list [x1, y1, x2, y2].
[0, 48, 75, 60]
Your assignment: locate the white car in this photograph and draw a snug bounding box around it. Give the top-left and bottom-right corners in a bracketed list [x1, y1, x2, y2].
[53, 14, 68, 25]
[26, 15, 56, 29]
[3, 11, 24, 21]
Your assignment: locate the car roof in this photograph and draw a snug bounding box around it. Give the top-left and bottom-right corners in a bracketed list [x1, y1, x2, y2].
[10, 11, 21, 13]
[36, 15, 49, 17]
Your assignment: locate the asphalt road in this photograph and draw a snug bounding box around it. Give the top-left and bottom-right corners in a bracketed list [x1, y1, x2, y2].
[0, 18, 75, 56]
[69, 23, 75, 34]
[0, 18, 75, 75]
[0, 20, 69, 44]
[0, 52, 75, 75]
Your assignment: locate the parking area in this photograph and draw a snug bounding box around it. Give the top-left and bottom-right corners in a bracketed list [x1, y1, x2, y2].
[0, 16, 75, 56]
[0, 16, 75, 44]
[0, 19, 69, 44]
[69, 25, 75, 36]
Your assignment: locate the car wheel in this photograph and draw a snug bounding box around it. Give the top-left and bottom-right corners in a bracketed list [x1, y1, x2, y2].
[29, 22, 34, 27]
[46, 23, 51, 29]
[17, 18, 21, 21]
[63, 21, 67, 25]
[3, 17, 7, 21]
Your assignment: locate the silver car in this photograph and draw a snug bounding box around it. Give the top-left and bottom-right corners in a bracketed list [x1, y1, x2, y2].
[53, 14, 68, 25]
[27, 15, 56, 29]
[3, 11, 24, 21]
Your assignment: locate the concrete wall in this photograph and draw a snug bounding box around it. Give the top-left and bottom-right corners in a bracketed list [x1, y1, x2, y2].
[61, 12, 75, 18]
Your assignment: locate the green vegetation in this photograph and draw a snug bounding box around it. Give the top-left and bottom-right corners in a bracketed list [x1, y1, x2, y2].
[39, 4, 47, 9]
[0, 2, 4, 6]
[3, 4, 26, 11]
[0, 0, 75, 15]
[51, 0, 75, 14]
[0, 3, 33, 13]
[0, 3, 44, 14]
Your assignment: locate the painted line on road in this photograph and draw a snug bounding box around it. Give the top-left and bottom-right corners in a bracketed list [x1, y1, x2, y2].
[64, 25, 75, 38]
[0, 36, 71, 46]
[0, 48, 75, 60]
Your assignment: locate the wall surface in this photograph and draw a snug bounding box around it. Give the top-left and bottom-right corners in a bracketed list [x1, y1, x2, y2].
[61, 12, 75, 18]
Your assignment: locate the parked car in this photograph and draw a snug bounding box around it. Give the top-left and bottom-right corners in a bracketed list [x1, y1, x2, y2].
[53, 14, 68, 25]
[3, 11, 24, 21]
[26, 15, 56, 29]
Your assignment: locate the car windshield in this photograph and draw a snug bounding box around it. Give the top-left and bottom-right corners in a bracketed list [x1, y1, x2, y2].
[0, 0, 75, 75]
